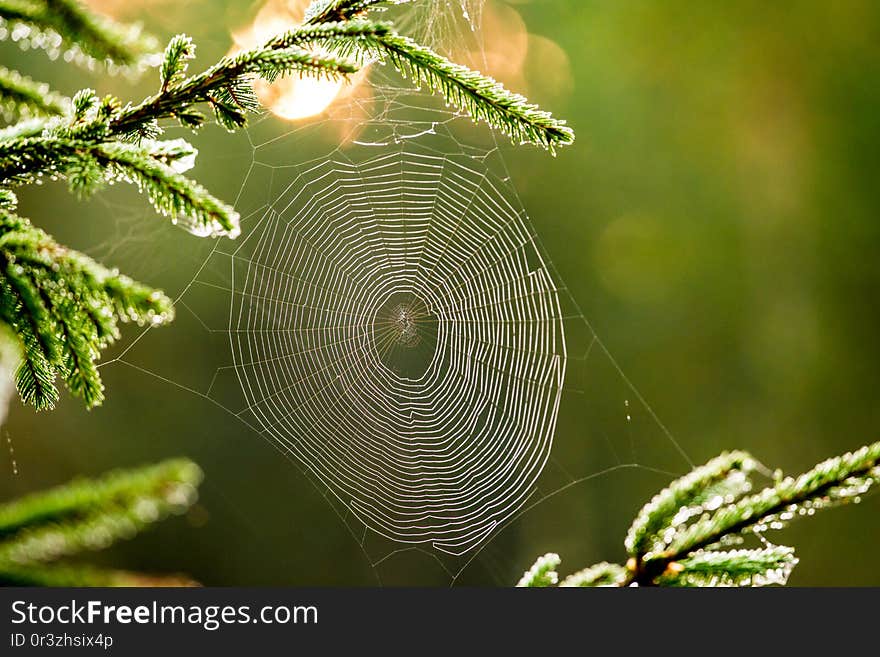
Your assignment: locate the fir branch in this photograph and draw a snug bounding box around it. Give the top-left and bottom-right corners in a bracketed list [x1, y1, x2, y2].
[516, 552, 560, 587]
[0, 65, 68, 119]
[559, 562, 627, 588]
[0, 134, 84, 184]
[0, 458, 200, 535]
[6, 308, 58, 409]
[159, 34, 196, 93]
[111, 40, 360, 136]
[93, 141, 239, 237]
[302, 0, 574, 151]
[304, 0, 406, 25]
[0, 117, 44, 140]
[655, 547, 798, 587]
[142, 137, 198, 174]
[0, 0, 157, 68]
[351, 32, 574, 151]
[0, 459, 202, 586]
[625, 451, 754, 559]
[656, 442, 880, 564]
[0, 136, 238, 237]
[110, 12, 574, 151]
[0, 563, 198, 587]
[0, 491, 193, 565]
[520, 442, 880, 587]
[263, 18, 392, 51]
[0, 205, 173, 409]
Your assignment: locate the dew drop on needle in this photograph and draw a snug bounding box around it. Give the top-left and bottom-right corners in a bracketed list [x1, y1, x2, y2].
[5, 431, 18, 475]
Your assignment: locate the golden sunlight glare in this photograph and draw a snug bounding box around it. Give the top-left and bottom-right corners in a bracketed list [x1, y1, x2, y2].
[231, 0, 355, 122]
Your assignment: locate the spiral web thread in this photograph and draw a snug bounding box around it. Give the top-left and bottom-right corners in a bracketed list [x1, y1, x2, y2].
[229, 136, 567, 554]
[95, 0, 695, 581]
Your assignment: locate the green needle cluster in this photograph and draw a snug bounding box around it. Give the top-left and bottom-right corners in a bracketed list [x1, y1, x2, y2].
[0, 459, 203, 587]
[518, 442, 880, 587]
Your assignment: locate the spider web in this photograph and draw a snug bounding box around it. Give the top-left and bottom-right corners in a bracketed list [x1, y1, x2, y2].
[93, 0, 695, 584]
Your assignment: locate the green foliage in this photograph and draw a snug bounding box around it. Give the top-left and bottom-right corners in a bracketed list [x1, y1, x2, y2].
[263, 18, 392, 51]
[0, 197, 173, 409]
[559, 562, 627, 588]
[0, 0, 157, 68]
[0, 66, 68, 120]
[92, 141, 239, 237]
[364, 33, 574, 151]
[624, 451, 754, 558]
[0, 93, 239, 239]
[516, 552, 560, 587]
[0, 563, 197, 587]
[304, 0, 403, 24]
[159, 34, 196, 92]
[112, 32, 365, 137]
[654, 547, 798, 587]
[301, 1, 574, 151]
[0, 458, 203, 587]
[659, 442, 880, 559]
[519, 442, 880, 587]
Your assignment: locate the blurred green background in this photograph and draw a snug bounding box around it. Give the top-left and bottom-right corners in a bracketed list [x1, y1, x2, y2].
[2, 0, 880, 585]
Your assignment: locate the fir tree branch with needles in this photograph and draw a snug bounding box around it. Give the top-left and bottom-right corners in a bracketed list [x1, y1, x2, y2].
[0, 192, 173, 409]
[0, 458, 203, 587]
[110, 29, 367, 136]
[0, 0, 157, 68]
[303, 0, 575, 151]
[359, 32, 573, 151]
[305, 0, 402, 24]
[0, 0, 574, 411]
[517, 442, 880, 587]
[0, 66, 69, 120]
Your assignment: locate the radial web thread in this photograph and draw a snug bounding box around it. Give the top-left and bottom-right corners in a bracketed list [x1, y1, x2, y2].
[229, 139, 566, 554]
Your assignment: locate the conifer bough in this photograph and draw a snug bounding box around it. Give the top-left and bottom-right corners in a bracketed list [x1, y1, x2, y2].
[517, 441, 880, 587]
[0, 66, 69, 120]
[0, 0, 574, 411]
[0, 458, 203, 587]
[0, 0, 157, 68]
